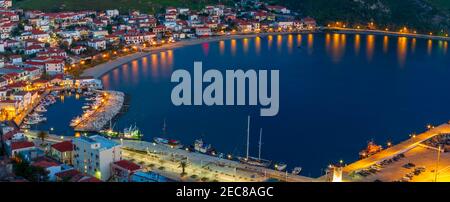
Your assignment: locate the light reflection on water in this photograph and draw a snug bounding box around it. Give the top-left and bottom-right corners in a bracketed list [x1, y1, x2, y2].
[230, 39, 237, 56]
[267, 35, 273, 50]
[243, 38, 249, 54]
[254, 37, 261, 55]
[397, 37, 408, 67]
[428, 39, 433, 55]
[102, 33, 449, 89]
[383, 36, 389, 54]
[97, 33, 450, 176]
[366, 35, 375, 62]
[219, 40, 225, 55]
[307, 34, 314, 55]
[354, 34, 361, 55]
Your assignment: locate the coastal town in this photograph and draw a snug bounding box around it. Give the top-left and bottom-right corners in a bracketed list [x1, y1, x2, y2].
[0, 0, 449, 183]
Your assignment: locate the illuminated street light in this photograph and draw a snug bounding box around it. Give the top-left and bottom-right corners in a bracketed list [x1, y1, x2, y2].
[387, 141, 392, 147]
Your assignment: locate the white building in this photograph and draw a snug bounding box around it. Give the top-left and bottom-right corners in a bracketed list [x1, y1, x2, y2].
[195, 27, 212, 37]
[44, 59, 65, 75]
[106, 9, 119, 17]
[0, 0, 12, 9]
[87, 39, 106, 50]
[73, 135, 122, 181]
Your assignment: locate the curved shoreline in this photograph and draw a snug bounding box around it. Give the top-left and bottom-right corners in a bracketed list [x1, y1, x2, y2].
[81, 32, 312, 79]
[82, 30, 449, 79]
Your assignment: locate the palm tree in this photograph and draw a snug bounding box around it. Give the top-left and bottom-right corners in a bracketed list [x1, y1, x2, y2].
[37, 131, 48, 144]
[178, 161, 189, 176]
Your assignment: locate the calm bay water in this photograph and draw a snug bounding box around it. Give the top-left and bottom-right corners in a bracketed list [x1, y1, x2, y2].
[58, 33, 450, 177]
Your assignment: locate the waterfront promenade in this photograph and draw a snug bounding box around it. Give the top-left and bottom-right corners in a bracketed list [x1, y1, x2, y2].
[120, 140, 317, 182]
[24, 131, 316, 182]
[24, 122, 449, 182]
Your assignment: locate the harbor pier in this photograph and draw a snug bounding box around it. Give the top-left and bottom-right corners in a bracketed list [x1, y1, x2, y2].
[73, 91, 125, 132]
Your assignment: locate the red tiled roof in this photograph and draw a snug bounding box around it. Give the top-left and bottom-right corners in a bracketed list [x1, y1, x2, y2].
[78, 176, 102, 182]
[113, 160, 141, 171]
[2, 129, 19, 141]
[0, 100, 18, 104]
[32, 160, 60, 168]
[55, 169, 81, 179]
[51, 141, 73, 152]
[11, 141, 35, 150]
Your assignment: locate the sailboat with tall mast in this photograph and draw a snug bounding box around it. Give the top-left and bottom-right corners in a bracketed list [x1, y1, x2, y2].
[238, 116, 272, 167]
[153, 118, 181, 148]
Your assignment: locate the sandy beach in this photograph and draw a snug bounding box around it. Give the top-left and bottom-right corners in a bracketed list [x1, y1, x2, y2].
[82, 29, 449, 79]
[81, 32, 298, 78]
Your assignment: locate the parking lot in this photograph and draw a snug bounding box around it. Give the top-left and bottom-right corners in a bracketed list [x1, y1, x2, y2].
[347, 145, 450, 182]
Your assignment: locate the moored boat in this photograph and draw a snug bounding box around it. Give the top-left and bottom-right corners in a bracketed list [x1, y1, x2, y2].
[292, 167, 302, 175]
[238, 116, 272, 168]
[359, 140, 383, 159]
[35, 105, 47, 112]
[194, 139, 212, 154]
[274, 163, 287, 171]
[123, 124, 143, 139]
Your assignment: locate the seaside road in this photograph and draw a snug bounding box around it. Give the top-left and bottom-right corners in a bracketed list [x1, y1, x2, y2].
[120, 140, 317, 182]
[343, 123, 450, 173]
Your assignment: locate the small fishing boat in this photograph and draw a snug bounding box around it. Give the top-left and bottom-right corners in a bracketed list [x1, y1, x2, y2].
[292, 167, 302, 175]
[194, 139, 212, 154]
[24, 118, 40, 125]
[359, 140, 383, 159]
[274, 163, 287, 171]
[35, 116, 47, 122]
[123, 124, 143, 139]
[154, 137, 169, 144]
[35, 105, 47, 112]
[20, 124, 31, 129]
[28, 112, 42, 118]
[153, 119, 182, 148]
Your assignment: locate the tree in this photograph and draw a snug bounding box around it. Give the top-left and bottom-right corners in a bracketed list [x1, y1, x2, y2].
[178, 160, 189, 176]
[37, 130, 49, 144]
[12, 154, 49, 182]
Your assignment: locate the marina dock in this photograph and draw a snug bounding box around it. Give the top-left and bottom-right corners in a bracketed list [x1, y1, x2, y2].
[73, 91, 125, 132]
[343, 123, 450, 173]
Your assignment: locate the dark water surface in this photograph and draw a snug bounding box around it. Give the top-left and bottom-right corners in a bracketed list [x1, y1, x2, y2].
[48, 33, 450, 177]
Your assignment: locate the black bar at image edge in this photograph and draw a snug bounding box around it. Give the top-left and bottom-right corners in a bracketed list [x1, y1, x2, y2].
[1, 182, 449, 200]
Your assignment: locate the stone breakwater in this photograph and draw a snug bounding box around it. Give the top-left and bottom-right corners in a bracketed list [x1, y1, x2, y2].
[74, 91, 124, 132]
